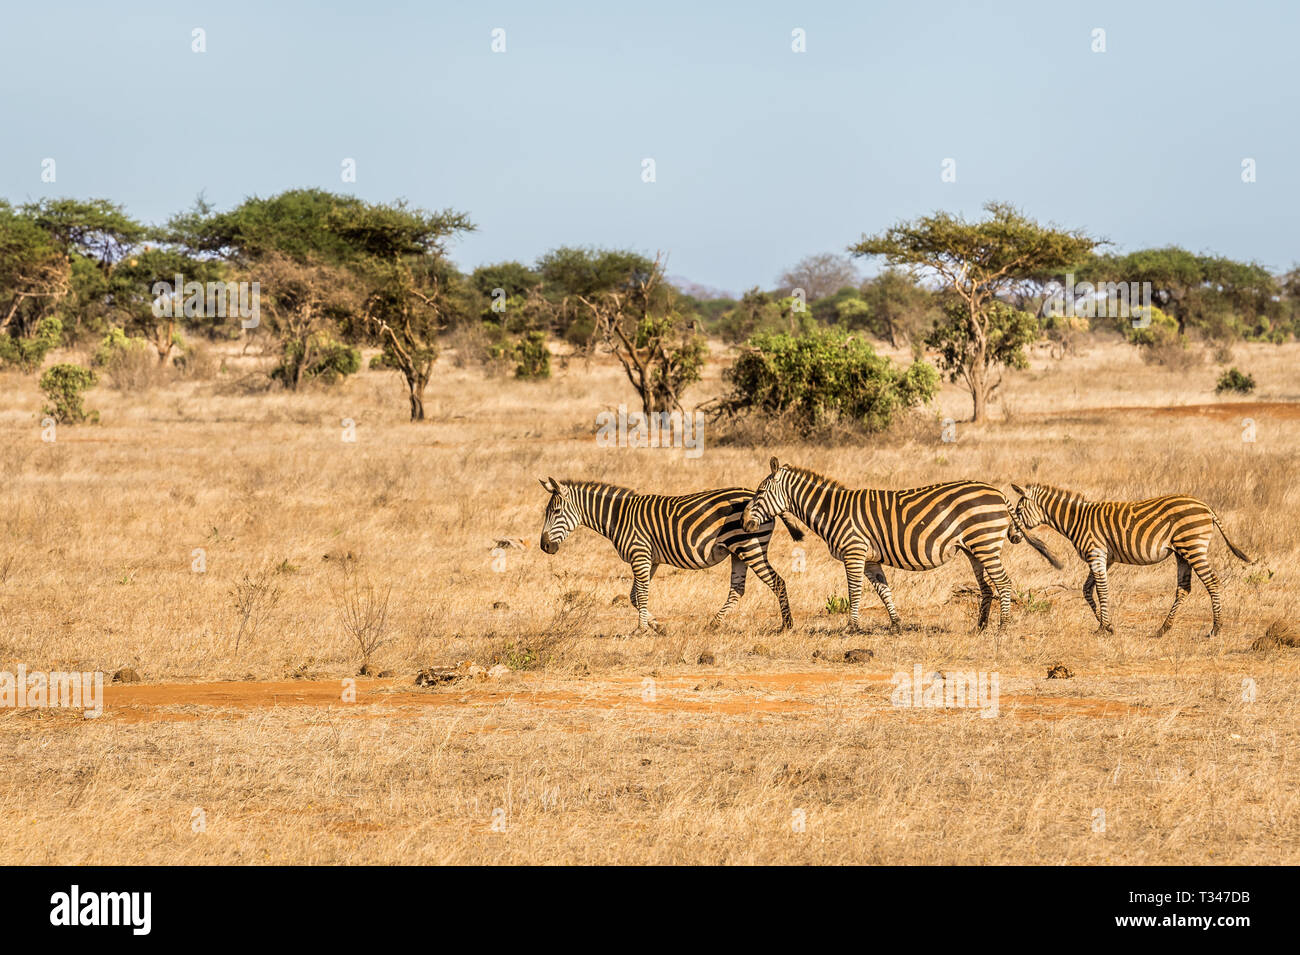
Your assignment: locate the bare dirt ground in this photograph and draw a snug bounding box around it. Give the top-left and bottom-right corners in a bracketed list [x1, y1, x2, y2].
[1, 337, 1297, 864]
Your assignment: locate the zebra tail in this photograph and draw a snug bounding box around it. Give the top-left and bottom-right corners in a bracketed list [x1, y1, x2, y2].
[780, 514, 805, 542]
[1008, 509, 1064, 569]
[1212, 514, 1254, 564]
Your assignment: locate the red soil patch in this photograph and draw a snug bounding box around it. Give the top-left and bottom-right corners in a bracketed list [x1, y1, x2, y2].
[77, 673, 1164, 726]
[1042, 401, 1300, 422]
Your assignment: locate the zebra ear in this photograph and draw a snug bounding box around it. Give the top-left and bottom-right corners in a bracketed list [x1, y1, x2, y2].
[769, 456, 781, 473]
[540, 477, 558, 494]
[1011, 483, 1026, 497]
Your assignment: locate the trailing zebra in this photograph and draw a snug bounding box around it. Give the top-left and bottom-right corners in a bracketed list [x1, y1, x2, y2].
[538, 477, 803, 631]
[742, 458, 1062, 632]
[1010, 483, 1253, 638]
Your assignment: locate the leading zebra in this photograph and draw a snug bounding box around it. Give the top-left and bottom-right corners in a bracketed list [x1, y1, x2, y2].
[742, 458, 1062, 632]
[1010, 483, 1253, 638]
[538, 478, 802, 631]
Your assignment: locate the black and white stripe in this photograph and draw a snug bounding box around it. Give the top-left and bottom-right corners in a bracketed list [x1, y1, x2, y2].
[539, 477, 800, 631]
[1011, 483, 1252, 638]
[742, 457, 1061, 631]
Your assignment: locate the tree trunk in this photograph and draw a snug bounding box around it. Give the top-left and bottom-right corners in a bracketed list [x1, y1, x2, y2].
[968, 348, 988, 423]
[407, 373, 426, 421]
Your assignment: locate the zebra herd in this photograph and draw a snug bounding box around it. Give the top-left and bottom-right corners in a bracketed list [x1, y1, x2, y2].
[538, 457, 1253, 639]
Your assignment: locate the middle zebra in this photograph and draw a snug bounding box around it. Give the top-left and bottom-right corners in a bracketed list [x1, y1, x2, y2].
[743, 458, 1063, 632]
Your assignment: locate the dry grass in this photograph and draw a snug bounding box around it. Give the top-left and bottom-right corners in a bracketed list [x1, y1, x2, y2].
[0, 339, 1297, 864]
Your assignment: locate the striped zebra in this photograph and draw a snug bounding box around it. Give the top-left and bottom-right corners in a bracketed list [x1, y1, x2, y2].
[1010, 483, 1252, 638]
[742, 458, 1061, 632]
[538, 477, 802, 631]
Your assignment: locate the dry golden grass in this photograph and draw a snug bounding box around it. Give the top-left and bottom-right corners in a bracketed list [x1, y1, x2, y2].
[1, 337, 1297, 864]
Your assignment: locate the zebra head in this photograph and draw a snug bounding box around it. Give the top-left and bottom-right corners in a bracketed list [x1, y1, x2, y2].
[743, 456, 792, 531]
[539, 477, 579, 554]
[1011, 484, 1047, 529]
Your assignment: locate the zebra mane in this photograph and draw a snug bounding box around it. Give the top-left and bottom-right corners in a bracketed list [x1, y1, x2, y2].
[783, 465, 845, 489]
[559, 479, 637, 497]
[1034, 484, 1087, 504]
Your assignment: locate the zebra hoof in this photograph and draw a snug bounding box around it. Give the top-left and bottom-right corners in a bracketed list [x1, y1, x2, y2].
[1151, 628, 1168, 639]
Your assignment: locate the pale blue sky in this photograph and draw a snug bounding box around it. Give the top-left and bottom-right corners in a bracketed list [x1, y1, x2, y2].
[2, 0, 1296, 293]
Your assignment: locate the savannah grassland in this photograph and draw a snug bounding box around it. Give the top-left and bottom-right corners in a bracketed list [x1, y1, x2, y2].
[0, 336, 1297, 865]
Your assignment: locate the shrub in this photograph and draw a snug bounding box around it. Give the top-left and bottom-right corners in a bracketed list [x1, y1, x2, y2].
[718, 329, 939, 431]
[1126, 305, 1201, 369]
[1125, 304, 1179, 347]
[513, 330, 551, 379]
[271, 335, 361, 388]
[1215, 367, 1256, 395]
[1041, 311, 1089, 359]
[39, 363, 98, 424]
[92, 326, 161, 390]
[0, 316, 63, 373]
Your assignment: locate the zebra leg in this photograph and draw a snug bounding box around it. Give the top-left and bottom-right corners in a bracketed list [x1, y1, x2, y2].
[713, 555, 748, 625]
[844, 556, 866, 632]
[980, 553, 1014, 630]
[1154, 555, 1192, 638]
[628, 557, 658, 633]
[1082, 572, 1101, 623]
[964, 551, 994, 629]
[742, 550, 794, 630]
[865, 562, 902, 634]
[1188, 555, 1223, 639]
[1088, 553, 1114, 634]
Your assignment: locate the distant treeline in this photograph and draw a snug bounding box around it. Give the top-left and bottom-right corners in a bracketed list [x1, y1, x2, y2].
[2, 191, 1296, 423]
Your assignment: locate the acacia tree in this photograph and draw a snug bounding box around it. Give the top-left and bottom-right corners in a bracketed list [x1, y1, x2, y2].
[559, 250, 705, 415]
[0, 201, 70, 342]
[336, 202, 475, 420]
[851, 202, 1097, 422]
[1080, 247, 1280, 338]
[168, 189, 474, 416]
[255, 252, 361, 390]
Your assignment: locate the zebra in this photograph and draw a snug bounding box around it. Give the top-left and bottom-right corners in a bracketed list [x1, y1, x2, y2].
[538, 477, 802, 631]
[1009, 483, 1253, 638]
[742, 458, 1062, 632]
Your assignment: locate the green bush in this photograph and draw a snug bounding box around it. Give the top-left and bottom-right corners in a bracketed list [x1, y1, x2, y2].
[719, 328, 939, 431]
[513, 330, 551, 379]
[271, 335, 361, 387]
[39, 363, 98, 424]
[91, 326, 150, 367]
[1215, 367, 1256, 394]
[1125, 304, 1179, 347]
[0, 316, 63, 373]
[484, 329, 552, 379]
[1125, 305, 1200, 369]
